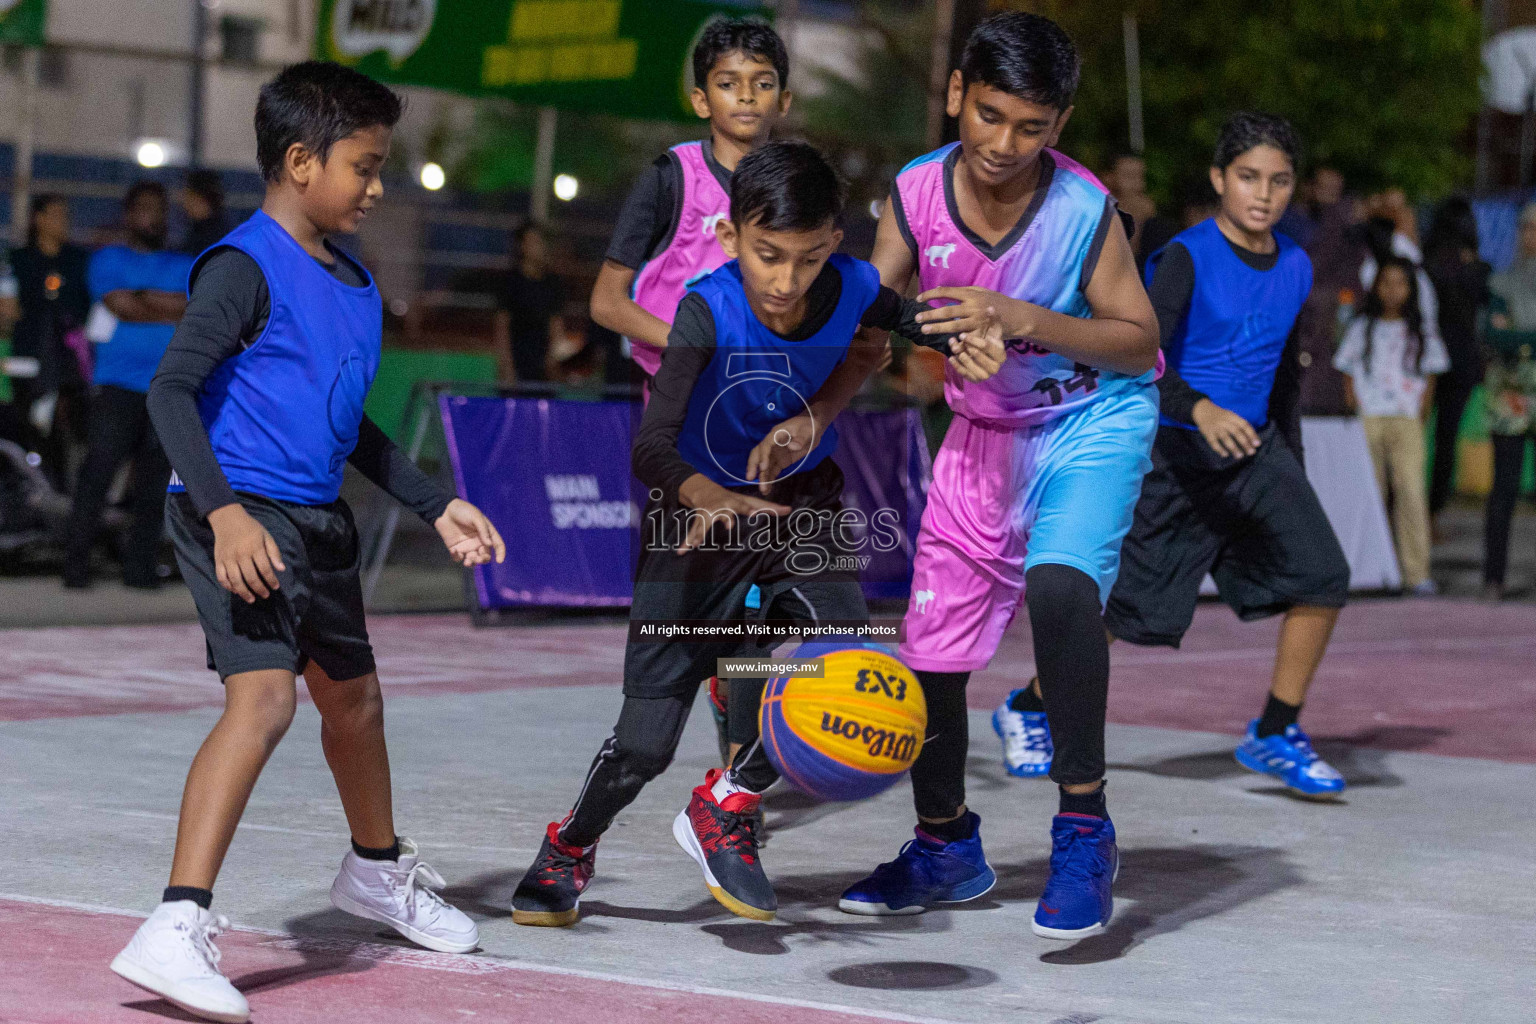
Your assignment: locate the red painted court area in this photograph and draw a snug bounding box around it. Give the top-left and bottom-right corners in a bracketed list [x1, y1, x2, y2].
[2, 597, 1531, 763]
[0, 898, 890, 1024]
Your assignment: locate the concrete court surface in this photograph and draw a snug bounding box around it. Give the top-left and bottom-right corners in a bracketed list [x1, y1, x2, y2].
[0, 599, 1532, 1024]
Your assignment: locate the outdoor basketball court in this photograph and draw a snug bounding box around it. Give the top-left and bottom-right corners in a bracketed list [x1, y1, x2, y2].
[1, 598, 1530, 1024]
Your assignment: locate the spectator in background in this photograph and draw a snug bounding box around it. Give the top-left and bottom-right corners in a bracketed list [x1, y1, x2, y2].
[1423, 196, 1491, 525]
[1360, 198, 1440, 365]
[1289, 167, 1364, 416]
[1101, 152, 1176, 270]
[5, 195, 93, 489]
[179, 169, 230, 256]
[1482, 201, 1536, 600]
[495, 222, 565, 385]
[62, 182, 192, 589]
[1334, 256, 1449, 595]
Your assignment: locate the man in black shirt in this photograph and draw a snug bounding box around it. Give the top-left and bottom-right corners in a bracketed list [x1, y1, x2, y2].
[494, 222, 565, 384]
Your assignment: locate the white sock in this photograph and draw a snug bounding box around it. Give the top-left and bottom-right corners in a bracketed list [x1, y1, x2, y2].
[711, 771, 757, 802]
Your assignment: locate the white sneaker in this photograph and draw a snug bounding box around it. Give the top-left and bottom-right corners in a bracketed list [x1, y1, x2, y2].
[329, 838, 479, 953]
[110, 901, 249, 1023]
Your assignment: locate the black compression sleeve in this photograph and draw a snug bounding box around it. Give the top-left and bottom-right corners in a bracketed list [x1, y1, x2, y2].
[861, 287, 958, 352]
[1146, 242, 1209, 425]
[348, 416, 456, 524]
[146, 248, 264, 516]
[631, 292, 715, 503]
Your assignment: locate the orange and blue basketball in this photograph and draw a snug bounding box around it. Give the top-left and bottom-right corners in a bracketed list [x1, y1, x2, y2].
[759, 637, 927, 802]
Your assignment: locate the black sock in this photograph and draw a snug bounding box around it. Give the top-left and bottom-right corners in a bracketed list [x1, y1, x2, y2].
[1256, 693, 1302, 739]
[163, 886, 213, 910]
[1008, 680, 1045, 713]
[1058, 782, 1107, 819]
[919, 809, 978, 843]
[352, 837, 401, 862]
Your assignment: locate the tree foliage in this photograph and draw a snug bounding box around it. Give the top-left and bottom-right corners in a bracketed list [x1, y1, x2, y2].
[1016, 0, 1483, 203]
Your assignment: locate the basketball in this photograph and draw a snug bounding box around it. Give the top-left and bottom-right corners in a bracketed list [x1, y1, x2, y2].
[759, 638, 927, 802]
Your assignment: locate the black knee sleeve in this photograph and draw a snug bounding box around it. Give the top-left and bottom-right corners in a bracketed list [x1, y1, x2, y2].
[726, 676, 764, 747]
[1025, 563, 1109, 786]
[908, 670, 970, 821]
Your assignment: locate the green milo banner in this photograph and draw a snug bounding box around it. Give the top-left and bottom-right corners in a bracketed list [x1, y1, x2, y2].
[316, 0, 769, 121]
[0, 0, 47, 46]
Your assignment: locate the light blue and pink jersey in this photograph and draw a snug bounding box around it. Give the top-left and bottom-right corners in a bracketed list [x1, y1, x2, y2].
[627, 141, 732, 380]
[894, 145, 1159, 672]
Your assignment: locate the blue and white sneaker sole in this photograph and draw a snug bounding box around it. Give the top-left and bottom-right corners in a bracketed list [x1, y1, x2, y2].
[1233, 747, 1346, 800]
[837, 866, 998, 916]
[992, 710, 1052, 778]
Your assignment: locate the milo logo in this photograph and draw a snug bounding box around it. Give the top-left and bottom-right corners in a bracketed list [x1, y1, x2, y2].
[820, 712, 918, 763]
[330, 0, 436, 63]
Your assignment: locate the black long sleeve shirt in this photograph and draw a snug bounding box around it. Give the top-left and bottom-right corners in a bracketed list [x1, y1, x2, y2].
[632, 263, 951, 505]
[1148, 239, 1304, 459]
[146, 246, 455, 523]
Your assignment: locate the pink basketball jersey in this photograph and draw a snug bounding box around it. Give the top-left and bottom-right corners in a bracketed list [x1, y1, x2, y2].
[892, 144, 1156, 427]
[627, 142, 732, 377]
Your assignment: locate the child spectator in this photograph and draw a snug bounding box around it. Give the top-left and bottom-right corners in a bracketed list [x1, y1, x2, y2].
[1335, 255, 1449, 595]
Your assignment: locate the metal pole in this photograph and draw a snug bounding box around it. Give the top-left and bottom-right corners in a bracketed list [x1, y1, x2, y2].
[10, 46, 39, 246]
[927, 0, 958, 150]
[190, 0, 208, 168]
[1123, 14, 1145, 155]
[530, 106, 557, 222]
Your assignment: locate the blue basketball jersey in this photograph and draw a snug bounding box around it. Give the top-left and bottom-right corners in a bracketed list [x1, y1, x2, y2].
[1148, 218, 1311, 429]
[170, 210, 382, 505]
[676, 254, 881, 487]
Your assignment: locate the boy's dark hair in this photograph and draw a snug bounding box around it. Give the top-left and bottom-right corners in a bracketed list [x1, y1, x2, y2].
[123, 180, 167, 209]
[959, 12, 1079, 111]
[184, 168, 225, 207]
[1212, 112, 1301, 171]
[692, 17, 789, 90]
[730, 141, 844, 231]
[256, 61, 403, 183]
[1357, 255, 1425, 374]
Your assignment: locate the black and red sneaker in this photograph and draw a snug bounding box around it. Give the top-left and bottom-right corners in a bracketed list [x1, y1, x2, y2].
[511, 821, 595, 927]
[672, 769, 776, 921]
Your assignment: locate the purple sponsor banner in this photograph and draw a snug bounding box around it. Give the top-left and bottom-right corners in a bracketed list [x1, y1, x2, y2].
[439, 394, 931, 610]
[440, 394, 641, 608]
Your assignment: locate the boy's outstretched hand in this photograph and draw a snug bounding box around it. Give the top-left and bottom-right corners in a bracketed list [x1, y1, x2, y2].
[676, 474, 791, 553]
[208, 503, 286, 604]
[744, 411, 816, 495]
[947, 316, 1006, 381]
[434, 498, 506, 567]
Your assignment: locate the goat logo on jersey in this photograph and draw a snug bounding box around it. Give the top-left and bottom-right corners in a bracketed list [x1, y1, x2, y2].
[925, 243, 958, 269]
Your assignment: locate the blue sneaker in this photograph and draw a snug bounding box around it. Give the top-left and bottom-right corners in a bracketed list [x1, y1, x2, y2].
[1032, 813, 1117, 939]
[838, 815, 997, 915]
[993, 690, 1053, 777]
[1234, 719, 1346, 798]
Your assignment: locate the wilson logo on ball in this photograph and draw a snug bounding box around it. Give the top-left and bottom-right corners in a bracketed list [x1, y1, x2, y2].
[818, 713, 919, 762]
[761, 640, 927, 802]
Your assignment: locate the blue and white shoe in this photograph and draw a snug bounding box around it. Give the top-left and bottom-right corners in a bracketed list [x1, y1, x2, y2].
[1031, 813, 1117, 939]
[1234, 719, 1346, 798]
[993, 690, 1053, 777]
[838, 815, 997, 916]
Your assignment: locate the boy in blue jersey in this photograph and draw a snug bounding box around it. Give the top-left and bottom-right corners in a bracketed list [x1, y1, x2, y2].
[511, 141, 1004, 929]
[1104, 113, 1350, 798]
[63, 182, 193, 589]
[112, 63, 504, 1024]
